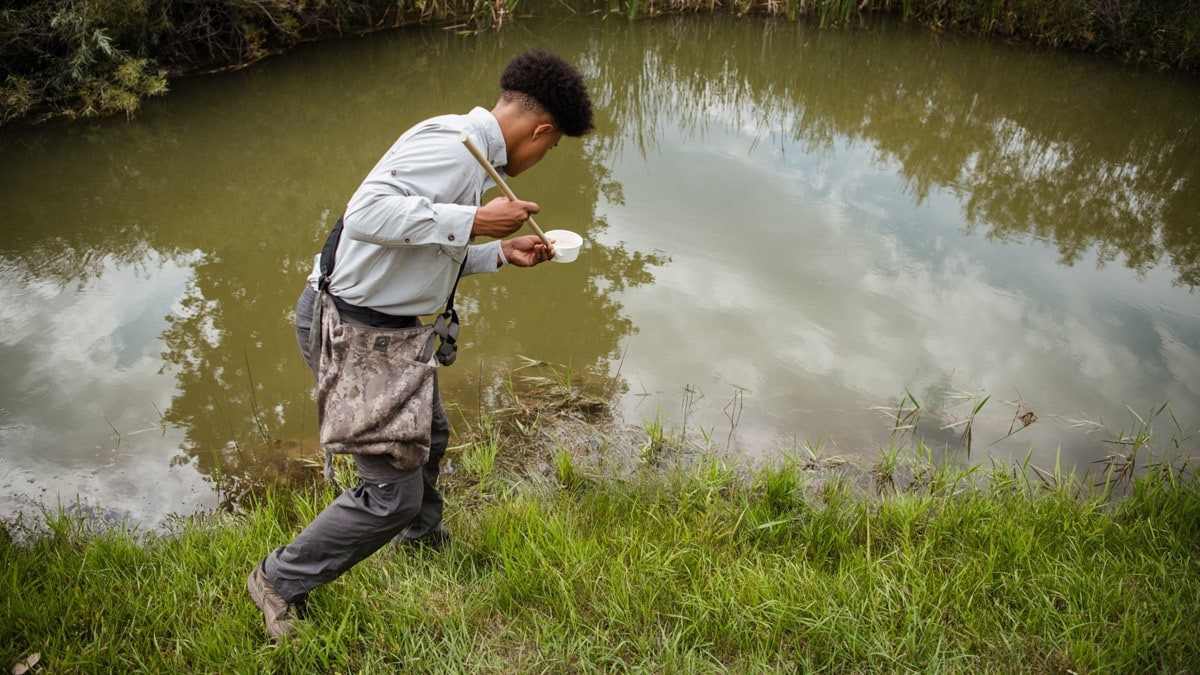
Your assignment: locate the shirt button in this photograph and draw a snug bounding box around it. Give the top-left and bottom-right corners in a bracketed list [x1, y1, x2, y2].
[390, 170, 397, 176]
[448, 234, 456, 241]
[404, 237, 411, 243]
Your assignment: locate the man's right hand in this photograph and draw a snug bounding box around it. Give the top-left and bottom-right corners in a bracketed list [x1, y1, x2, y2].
[472, 196, 540, 239]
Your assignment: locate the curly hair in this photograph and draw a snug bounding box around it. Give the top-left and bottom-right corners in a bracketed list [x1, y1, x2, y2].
[499, 50, 594, 137]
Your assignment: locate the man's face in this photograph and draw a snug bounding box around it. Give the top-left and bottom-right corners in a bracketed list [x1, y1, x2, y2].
[505, 125, 563, 177]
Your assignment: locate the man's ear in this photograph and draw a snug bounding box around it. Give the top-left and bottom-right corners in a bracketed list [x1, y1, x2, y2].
[532, 123, 556, 140]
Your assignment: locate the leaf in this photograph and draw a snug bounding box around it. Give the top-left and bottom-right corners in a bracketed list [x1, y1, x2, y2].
[755, 517, 796, 530]
[12, 652, 41, 675]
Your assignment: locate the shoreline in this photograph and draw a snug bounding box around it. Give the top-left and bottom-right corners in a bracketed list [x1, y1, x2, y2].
[3, 2, 1198, 128]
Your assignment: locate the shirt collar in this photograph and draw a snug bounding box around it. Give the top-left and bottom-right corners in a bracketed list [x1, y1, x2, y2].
[467, 106, 508, 172]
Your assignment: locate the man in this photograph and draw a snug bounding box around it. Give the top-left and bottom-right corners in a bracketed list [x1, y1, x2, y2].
[247, 49, 594, 639]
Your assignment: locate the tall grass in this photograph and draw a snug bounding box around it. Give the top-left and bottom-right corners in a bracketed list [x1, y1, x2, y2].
[3, 442, 1197, 672]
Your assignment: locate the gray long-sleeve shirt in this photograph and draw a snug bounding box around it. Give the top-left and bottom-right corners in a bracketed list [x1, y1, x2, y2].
[307, 106, 509, 315]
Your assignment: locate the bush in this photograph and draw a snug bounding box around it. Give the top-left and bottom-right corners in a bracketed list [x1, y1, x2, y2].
[1, 1, 167, 122]
[1, 0, 481, 124]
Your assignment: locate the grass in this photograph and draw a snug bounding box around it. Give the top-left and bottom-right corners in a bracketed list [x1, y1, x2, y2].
[4, 371, 1198, 671]
[2, 435, 1198, 672]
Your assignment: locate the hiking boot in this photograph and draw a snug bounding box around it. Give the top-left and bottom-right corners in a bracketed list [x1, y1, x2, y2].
[247, 563, 297, 639]
[394, 523, 453, 552]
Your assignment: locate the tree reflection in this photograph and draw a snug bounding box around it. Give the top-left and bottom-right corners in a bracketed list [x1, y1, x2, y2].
[1, 24, 669, 496]
[589, 16, 1200, 288]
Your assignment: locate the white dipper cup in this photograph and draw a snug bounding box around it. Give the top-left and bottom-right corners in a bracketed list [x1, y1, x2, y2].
[545, 230, 583, 263]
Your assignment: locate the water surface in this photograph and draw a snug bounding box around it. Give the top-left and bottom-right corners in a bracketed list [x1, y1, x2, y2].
[2, 15, 1198, 528]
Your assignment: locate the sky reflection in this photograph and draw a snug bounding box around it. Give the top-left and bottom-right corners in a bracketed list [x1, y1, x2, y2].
[598, 99, 1200, 467]
[0, 251, 215, 530]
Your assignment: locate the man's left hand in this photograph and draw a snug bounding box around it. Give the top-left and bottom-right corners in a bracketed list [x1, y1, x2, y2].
[501, 235, 555, 267]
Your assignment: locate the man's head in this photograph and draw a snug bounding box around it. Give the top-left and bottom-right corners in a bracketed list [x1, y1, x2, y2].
[493, 50, 593, 176]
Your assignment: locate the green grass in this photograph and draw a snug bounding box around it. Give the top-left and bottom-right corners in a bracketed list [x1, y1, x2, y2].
[3, 445, 1198, 672]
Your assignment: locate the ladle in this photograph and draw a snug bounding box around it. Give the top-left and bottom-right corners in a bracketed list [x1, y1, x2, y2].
[459, 132, 556, 257]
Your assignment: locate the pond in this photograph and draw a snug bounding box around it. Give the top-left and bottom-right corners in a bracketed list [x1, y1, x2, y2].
[2, 14, 1198, 530]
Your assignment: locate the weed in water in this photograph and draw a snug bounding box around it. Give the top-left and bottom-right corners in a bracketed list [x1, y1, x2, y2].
[939, 391, 990, 459]
[680, 383, 703, 441]
[871, 388, 923, 444]
[988, 391, 1038, 448]
[243, 347, 272, 445]
[722, 383, 747, 448]
[641, 406, 671, 465]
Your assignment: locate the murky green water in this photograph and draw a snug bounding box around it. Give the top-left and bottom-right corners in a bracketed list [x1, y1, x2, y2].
[2, 15, 1198, 528]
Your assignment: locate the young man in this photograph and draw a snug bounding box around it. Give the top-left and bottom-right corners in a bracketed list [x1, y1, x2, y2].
[248, 49, 594, 639]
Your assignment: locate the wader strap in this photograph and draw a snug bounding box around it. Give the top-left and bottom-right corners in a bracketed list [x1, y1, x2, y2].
[433, 265, 465, 367]
[318, 216, 344, 293]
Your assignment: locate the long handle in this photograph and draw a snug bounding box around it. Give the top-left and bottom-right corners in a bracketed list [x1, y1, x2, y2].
[459, 132, 555, 253]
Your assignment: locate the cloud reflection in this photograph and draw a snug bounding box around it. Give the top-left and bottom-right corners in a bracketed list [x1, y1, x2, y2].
[599, 83, 1200, 467]
[0, 250, 214, 530]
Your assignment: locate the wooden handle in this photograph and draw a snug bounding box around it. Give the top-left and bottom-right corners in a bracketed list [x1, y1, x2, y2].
[460, 132, 555, 253]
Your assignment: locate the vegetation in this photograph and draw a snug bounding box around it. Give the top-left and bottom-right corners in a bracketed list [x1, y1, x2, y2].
[2, 0, 1198, 126]
[0, 0, 477, 124]
[3, 438, 1198, 671]
[3, 368, 1198, 671]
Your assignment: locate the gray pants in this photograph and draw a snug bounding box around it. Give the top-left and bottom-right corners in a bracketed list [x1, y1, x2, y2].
[263, 284, 451, 604]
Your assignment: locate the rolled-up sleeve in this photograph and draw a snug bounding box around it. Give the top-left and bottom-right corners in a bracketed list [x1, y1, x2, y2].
[465, 240, 505, 275]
